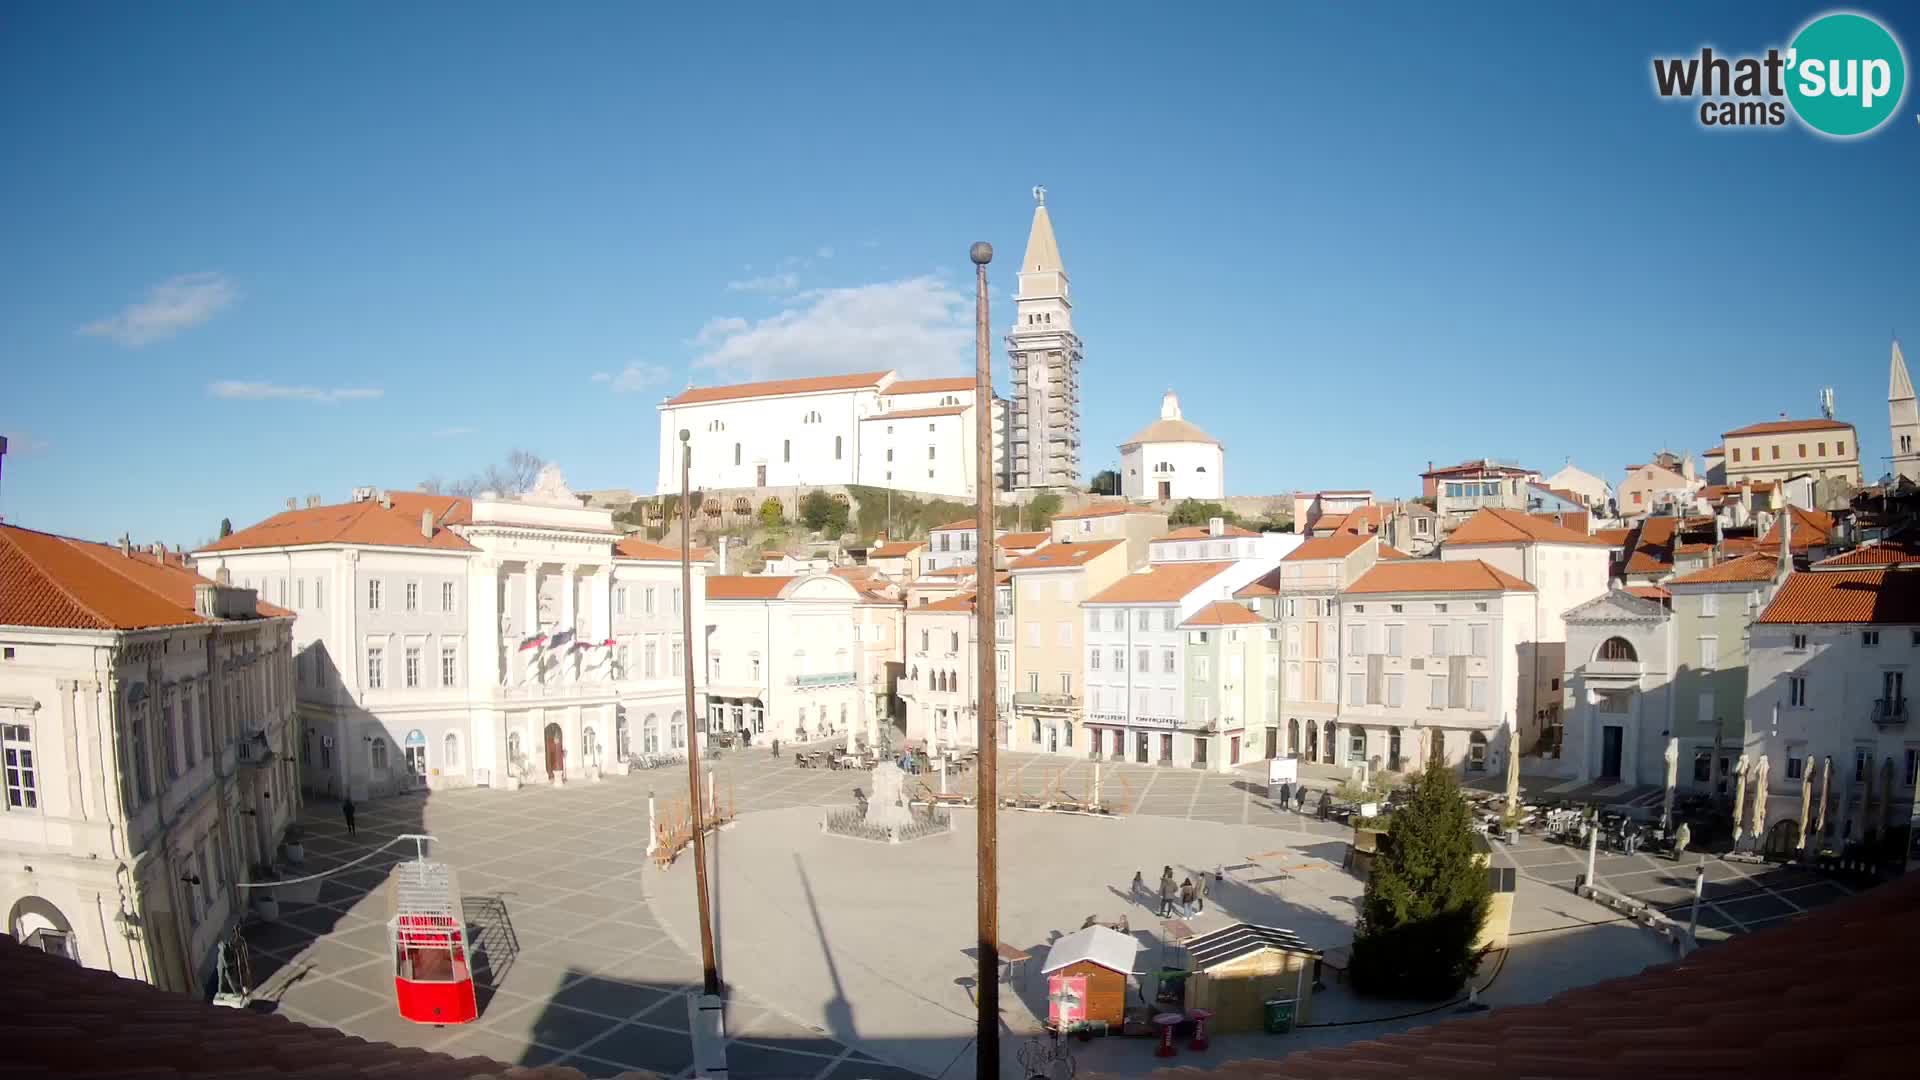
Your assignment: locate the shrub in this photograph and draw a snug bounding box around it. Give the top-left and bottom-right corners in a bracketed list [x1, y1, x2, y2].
[758, 497, 785, 528]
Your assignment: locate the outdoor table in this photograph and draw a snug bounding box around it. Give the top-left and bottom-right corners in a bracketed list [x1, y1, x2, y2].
[1187, 1007, 1213, 1051]
[1153, 1012, 1185, 1057]
[1320, 947, 1350, 987]
[996, 943, 1031, 985]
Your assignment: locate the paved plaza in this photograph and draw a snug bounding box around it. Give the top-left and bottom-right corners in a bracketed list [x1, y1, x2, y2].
[242, 747, 1860, 1078]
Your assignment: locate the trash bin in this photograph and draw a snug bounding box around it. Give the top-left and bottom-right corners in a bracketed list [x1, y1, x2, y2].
[1263, 997, 1296, 1034]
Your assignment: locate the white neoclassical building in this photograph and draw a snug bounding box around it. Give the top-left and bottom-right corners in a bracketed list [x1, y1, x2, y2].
[655, 371, 1008, 499]
[2, 523, 297, 997]
[1120, 391, 1224, 502]
[192, 469, 704, 800]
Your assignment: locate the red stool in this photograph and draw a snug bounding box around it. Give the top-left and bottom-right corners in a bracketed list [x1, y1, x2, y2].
[1153, 1012, 1184, 1058]
[1187, 1007, 1214, 1051]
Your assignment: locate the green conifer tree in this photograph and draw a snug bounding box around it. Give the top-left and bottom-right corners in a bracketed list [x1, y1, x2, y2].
[1349, 761, 1491, 1000]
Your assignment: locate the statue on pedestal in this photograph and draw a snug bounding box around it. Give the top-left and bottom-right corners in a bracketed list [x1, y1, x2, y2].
[866, 760, 916, 831]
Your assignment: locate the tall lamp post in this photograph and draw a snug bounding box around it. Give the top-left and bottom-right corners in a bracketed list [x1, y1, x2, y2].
[680, 429, 720, 997]
[969, 240, 1001, 1079]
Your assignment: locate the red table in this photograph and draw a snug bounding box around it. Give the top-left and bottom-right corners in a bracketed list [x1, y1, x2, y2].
[1153, 1012, 1185, 1057]
[1187, 1007, 1214, 1051]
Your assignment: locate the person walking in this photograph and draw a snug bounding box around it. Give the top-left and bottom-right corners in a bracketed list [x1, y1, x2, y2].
[1294, 785, 1308, 813]
[1278, 780, 1292, 811]
[1131, 870, 1145, 907]
[1178, 878, 1196, 918]
[1672, 821, 1691, 862]
[1158, 866, 1177, 917]
[772, 737, 781, 760]
[1195, 870, 1210, 914]
[341, 797, 357, 837]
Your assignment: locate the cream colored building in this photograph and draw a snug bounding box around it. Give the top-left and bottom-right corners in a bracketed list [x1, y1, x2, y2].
[1720, 418, 1859, 487]
[1260, 534, 1390, 763]
[902, 587, 983, 751]
[1048, 502, 1169, 565]
[1007, 540, 1131, 754]
[2, 523, 296, 997]
[1618, 458, 1700, 521]
[703, 574, 878, 747]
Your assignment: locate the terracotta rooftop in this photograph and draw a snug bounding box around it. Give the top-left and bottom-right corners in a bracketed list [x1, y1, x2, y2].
[1757, 566, 1920, 624]
[1723, 416, 1855, 437]
[1376, 544, 1415, 560]
[1009, 539, 1123, 570]
[1345, 559, 1533, 596]
[1052, 501, 1159, 521]
[1623, 516, 1679, 576]
[201, 492, 478, 554]
[1814, 538, 1920, 568]
[1421, 458, 1534, 478]
[1181, 600, 1266, 627]
[868, 540, 924, 559]
[1594, 527, 1634, 548]
[704, 575, 796, 600]
[1666, 552, 1780, 586]
[1138, 869, 1920, 1080]
[879, 376, 973, 395]
[1757, 505, 1835, 553]
[922, 591, 977, 613]
[1234, 568, 1281, 598]
[2, 523, 290, 631]
[611, 536, 684, 561]
[1703, 444, 1725, 456]
[1626, 584, 1672, 602]
[661, 370, 891, 407]
[861, 405, 968, 421]
[1153, 524, 1260, 542]
[996, 530, 1051, 550]
[1447, 508, 1610, 547]
[1530, 509, 1590, 534]
[1281, 533, 1372, 562]
[1085, 561, 1237, 604]
[0, 934, 571, 1079]
[922, 565, 977, 578]
[929, 518, 977, 531]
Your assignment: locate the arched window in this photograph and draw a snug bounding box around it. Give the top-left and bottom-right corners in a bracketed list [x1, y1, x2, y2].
[443, 731, 461, 769]
[835, 435, 843, 460]
[734, 443, 742, 466]
[1063, 720, 1074, 747]
[643, 713, 660, 754]
[582, 726, 599, 767]
[1031, 718, 1042, 744]
[1597, 637, 1638, 662]
[616, 715, 631, 762]
[1468, 731, 1488, 772]
[403, 729, 426, 776]
[909, 665, 918, 683]
[507, 730, 522, 769]
[371, 737, 389, 770]
[669, 711, 686, 749]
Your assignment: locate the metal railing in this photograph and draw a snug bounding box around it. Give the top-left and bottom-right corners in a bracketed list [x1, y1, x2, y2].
[792, 671, 858, 688]
[1872, 696, 1908, 727]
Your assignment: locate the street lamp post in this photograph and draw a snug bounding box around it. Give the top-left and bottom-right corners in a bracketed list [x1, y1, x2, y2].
[970, 240, 1001, 1079]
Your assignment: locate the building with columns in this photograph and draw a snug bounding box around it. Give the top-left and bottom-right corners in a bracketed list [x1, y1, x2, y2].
[193, 468, 703, 800]
[654, 371, 1008, 499]
[1007, 188, 1083, 489]
[1120, 391, 1224, 501]
[703, 573, 896, 747]
[2, 523, 296, 997]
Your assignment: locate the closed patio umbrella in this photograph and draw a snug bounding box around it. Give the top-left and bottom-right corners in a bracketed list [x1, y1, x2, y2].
[1729, 755, 1749, 848]
[1813, 756, 1833, 850]
[1662, 737, 1679, 829]
[1860, 756, 1876, 843]
[1748, 754, 1769, 848]
[1880, 756, 1897, 839]
[1504, 716, 1521, 817]
[1797, 761, 1814, 855]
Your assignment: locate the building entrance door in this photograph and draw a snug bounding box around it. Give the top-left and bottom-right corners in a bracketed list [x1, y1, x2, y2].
[403, 730, 428, 790]
[544, 723, 565, 780]
[1158, 733, 1173, 763]
[1158, 480, 1171, 500]
[1136, 733, 1149, 763]
[1264, 728, 1276, 759]
[1389, 728, 1402, 772]
[1600, 725, 1623, 780]
[756, 465, 767, 486]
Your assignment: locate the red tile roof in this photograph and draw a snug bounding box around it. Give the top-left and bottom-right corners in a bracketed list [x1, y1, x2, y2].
[1281, 533, 1372, 562]
[1009, 539, 1123, 570]
[705, 575, 796, 600]
[1814, 538, 1920, 567]
[1666, 552, 1780, 585]
[1623, 516, 1679, 575]
[1143, 869, 1920, 1080]
[1153, 524, 1260, 542]
[861, 404, 968, 421]
[1757, 505, 1834, 553]
[922, 592, 977, 612]
[868, 540, 924, 558]
[1331, 505, 1388, 534]
[201, 493, 478, 553]
[1234, 568, 1281, 598]
[1086, 562, 1236, 604]
[929, 518, 977, 531]
[1529, 509, 1590, 534]
[663, 370, 891, 406]
[880, 376, 974, 395]
[1376, 544, 1415, 560]
[1723, 416, 1854, 437]
[1182, 600, 1266, 627]
[1052, 501, 1158, 521]
[1421, 458, 1535, 478]
[1595, 527, 1633, 547]
[2, 524, 289, 630]
[1757, 566, 1920, 624]
[1703, 444, 1725, 456]
[1447, 508, 1610, 547]
[1345, 559, 1533, 595]
[612, 535, 685, 561]
[1626, 584, 1671, 601]
[0, 936, 554, 1079]
[996, 530, 1051, 550]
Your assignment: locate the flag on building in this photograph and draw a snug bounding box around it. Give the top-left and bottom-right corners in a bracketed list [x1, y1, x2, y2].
[517, 633, 547, 652]
[548, 628, 575, 650]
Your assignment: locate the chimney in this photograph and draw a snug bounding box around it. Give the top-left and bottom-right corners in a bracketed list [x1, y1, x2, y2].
[379, 491, 393, 510]
[421, 510, 434, 539]
[118, 534, 130, 557]
[286, 497, 297, 511]
[307, 494, 321, 508]
[718, 536, 729, 575]
[1208, 517, 1225, 537]
[216, 567, 232, 586]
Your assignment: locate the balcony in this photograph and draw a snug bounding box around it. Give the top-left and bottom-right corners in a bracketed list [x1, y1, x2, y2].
[1014, 690, 1080, 711]
[791, 671, 858, 689]
[1872, 696, 1908, 728]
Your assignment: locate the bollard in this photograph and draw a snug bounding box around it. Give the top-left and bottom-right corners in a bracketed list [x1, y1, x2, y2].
[646, 791, 658, 856]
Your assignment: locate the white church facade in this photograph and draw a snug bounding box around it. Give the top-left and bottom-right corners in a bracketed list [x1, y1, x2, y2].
[655, 372, 1008, 499]
[1121, 390, 1224, 501]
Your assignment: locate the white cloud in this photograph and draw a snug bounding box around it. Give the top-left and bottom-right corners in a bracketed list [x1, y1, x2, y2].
[206, 381, 384, 404]
[434, 426, 476, 438]
[693, 275, 971, 381]
[816, 246, 834, 259]
[81, 272, 237, 347]
[725, 271, 800, 294]
[591, 362, 672, 393]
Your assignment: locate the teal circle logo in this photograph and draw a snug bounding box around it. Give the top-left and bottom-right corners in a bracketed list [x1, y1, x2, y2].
[1786, 12, 1907, 137]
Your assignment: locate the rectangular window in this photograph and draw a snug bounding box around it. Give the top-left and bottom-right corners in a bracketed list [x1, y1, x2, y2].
[1430, 624, 1448, 656]
[1089, 648, 1101, 671]
[1347, 673, 1365, 706]
[1699, 636, 1719, 668]
[1059, 673, 1072, 695]
[2, 722, 37, 810]
[1798, 443, 1806, 458]
[1731, 447, 1741, 462]
[645, 587, 657, 615]
[1771, 445, 1780, 460]
[1469, 677, 1487, 710]
[367, 646, 385, 689]
[615, 587, 627, 616]
[645, 639, 659, 678]
[1792, 632, 1808, 650]
[1906, 747, 1920, 787]
[670, 636, 683, 676]
[1787, 752, 1804, 780]
[405, 582, 418, 612]
[1348, 624, 1366, 654]
[441, 646, 458, 687]
[1429, 676, 1446, 708]
[1864, 630, 1881, 647]
[1321, 662, 1336, 703]
[442, 581, 456, 612]
[1285, 662, 1301, 698]
[1387, 625, 1404, 657]
[1163, 649, 1176, 674]
[1386, 673, 1404, 707]
[296, 577, 305, 608]
[367, 579, 382, 610]
[1818, 441, 1827, 455]
[1701, 593, 1718, 617]
[1027, 672, 1039, 693]
[404, 646, 421, 688]
[1137, 610, 1151, 632]
[1162, 610, 1175, 632]
[1789, 675, 1806, 707]
[1137, 648, 1149, 673]
[783, 439, 791, 462]
[1196, 656, 1211, 679]
[1470, 624, 1490, 658]
[672, 586, 682, 614]
[1111, 648, 1123, 671]
[1693, 749, 1712, 783]
[1838, 440, 1847, 455]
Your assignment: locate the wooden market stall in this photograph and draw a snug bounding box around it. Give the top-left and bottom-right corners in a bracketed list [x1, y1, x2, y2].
[1041, 924, 1141, 1030]
[1182, 923, 1321, 1034]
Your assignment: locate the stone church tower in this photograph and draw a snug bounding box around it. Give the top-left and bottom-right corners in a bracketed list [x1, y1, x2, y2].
[1005, 187, 1083, 490]
[1890, 340, 1919, 483]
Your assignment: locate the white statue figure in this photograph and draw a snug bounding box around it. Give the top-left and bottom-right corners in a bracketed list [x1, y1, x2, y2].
[866, 760, 916, 831]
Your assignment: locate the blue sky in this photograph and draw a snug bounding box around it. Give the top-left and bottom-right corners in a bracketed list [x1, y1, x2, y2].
[3, 1, 1916, 547]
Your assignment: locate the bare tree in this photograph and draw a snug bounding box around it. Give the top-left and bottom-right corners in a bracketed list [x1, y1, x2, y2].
[421, 449, 545, 499]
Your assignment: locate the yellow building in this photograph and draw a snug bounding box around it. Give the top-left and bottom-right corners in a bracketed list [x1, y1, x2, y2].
[1007, 539, 1130, 753]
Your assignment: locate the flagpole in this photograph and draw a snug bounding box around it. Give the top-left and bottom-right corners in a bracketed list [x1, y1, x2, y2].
[969, 239, 1000, 1080]
[680, 429, 720, 997]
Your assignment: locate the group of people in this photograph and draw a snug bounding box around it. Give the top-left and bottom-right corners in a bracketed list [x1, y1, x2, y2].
[1138, 865, 1212, 919]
